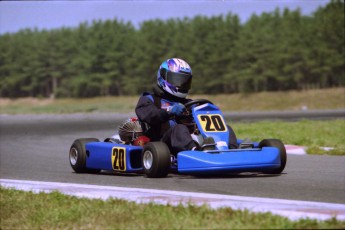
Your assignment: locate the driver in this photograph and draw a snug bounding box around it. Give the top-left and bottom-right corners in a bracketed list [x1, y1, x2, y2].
[135, 58, 237, 155]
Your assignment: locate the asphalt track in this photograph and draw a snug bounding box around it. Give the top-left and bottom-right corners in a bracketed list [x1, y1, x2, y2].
[0, 114, 344, 204]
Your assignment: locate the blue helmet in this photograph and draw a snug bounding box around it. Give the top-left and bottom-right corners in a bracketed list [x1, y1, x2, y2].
[157, 58, 192, 98]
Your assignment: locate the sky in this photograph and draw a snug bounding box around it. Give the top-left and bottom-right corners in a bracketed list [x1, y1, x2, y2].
[0, 0, 329, 35]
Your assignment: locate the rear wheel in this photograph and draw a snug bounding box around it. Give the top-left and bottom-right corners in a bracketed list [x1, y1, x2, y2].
[142, 142, 171, 178]
[69, 138, 100, 173]
[259, 139, 287, 174]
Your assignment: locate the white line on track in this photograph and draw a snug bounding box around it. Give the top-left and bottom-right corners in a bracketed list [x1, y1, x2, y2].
[1, 179, 344, 221]
[285, 145, 306, 155]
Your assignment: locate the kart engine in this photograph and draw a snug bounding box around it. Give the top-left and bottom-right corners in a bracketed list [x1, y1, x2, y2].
[118, 118, 150, 146]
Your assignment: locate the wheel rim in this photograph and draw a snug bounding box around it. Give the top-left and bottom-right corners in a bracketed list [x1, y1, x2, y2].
[69, 147, 78, 165]
[143, 150, 153, 169]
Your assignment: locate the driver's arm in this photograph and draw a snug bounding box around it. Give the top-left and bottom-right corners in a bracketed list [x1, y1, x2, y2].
[135, 95, 169, 126]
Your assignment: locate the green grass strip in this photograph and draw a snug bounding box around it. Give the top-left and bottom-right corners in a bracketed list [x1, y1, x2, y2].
[1, 88, 344, 114]
[231, 120, 345, 155]
[1, 187, 344, 229]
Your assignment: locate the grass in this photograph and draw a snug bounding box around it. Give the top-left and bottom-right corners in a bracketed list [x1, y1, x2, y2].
[1, 188, 344, 229]
[0, 88, 344, 114]
[231, 119, 345, 155]
[0, 96, 137, 114]
[196, 87, 345, 112]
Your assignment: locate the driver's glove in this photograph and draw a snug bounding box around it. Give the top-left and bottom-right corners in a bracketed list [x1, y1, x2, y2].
[167, 103, 185, 116]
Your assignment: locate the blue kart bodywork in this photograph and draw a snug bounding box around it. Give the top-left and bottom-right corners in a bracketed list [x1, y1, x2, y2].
[83, 142, 281, 174]
[177, 148, 280, 174]
[85, 142, 143, 173]
[76, 102, 285, 175]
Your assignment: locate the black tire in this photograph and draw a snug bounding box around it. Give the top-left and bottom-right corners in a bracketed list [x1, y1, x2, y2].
[259, 139, 287, 174]
[69, 138, 100, 173]
[227, 125, 238, 149]
[142, 142, 171, 178]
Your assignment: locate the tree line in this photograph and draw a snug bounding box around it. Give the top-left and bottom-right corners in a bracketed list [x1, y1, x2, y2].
[0, 0, 343, 98]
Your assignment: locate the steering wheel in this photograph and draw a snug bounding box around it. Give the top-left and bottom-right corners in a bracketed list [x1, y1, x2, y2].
[184, 99, 214, 111]
[177, 99, 214, 133]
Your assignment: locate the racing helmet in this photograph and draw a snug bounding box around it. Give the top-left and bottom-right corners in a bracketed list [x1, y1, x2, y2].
[157, 58, 192, 98]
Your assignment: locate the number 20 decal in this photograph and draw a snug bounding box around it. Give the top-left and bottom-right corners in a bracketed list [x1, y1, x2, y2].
[111, 147, 126, 171]
[198, 114, 227, 132]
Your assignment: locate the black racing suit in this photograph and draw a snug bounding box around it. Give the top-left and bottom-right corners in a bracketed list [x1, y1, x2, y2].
[135, 86, 238, 155]
[135, 86, 196, 155]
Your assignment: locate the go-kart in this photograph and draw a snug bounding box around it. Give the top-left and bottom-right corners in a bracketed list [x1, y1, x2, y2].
[69, 99, 287, 178]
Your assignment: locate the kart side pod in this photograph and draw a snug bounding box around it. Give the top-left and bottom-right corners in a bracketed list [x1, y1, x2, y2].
[177, 147, 281, 174]
[85, 142, 143, 173]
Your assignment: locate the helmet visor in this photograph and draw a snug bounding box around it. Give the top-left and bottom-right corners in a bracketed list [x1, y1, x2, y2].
[166, 72, 192, 92]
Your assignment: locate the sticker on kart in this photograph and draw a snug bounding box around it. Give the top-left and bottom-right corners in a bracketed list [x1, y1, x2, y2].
[111, 147, 126, 171]
[197, 114, 228, 132]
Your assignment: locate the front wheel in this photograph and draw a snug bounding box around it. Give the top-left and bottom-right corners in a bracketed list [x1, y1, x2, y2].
[259, 139, 287, 174]
[69, 138, 101, 173]
[142, 142, 171, 178]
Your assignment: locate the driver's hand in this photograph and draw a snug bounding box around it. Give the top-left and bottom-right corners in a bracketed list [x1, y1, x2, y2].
[167, 103, 186, 116]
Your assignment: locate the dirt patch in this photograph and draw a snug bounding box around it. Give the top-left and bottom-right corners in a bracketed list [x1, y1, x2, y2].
[0, 98, 11, 106]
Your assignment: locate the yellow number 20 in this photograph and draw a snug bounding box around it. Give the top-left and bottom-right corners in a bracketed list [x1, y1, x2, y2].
[111, 147, 126, 171]
[198, 114, 227, 132]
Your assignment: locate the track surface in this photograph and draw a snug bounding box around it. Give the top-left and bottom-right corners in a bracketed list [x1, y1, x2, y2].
[1, 114, 344, 204]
